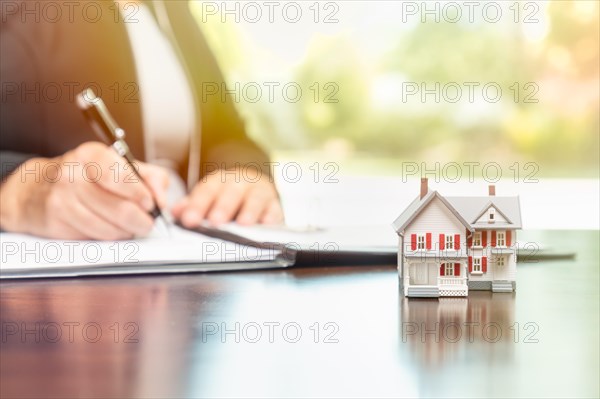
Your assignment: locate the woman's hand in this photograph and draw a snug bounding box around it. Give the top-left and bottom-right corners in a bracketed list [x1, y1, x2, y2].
[172, 167, 283, 227]
[0, 142, 169, 240]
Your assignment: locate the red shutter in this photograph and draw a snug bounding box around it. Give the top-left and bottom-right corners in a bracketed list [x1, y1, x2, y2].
[439, 264, 444, 276]
[482, 257, 487, 273]
[454, 263, 460, 276]
[426, 233, 432, 250]
[411, 234, 416, 250]
[439, 234, 445, 250]
[506, 230, 512, 247]
[468, 256, 473, 273]
[467, 230, 473, 248]
[491, 231, 497, 247]
[482, 231, 487, 247]
[454, 234, 460, 250]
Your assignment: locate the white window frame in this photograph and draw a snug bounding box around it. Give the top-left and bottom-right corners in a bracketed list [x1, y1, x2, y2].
[417, 235, 425, 250]
[472, 232, 481, 247]
[497, 231, 506, 247]
[445, 234, 454, 249]
[473, 257, 482, 273]
[444, 263, 454, 276]
[488, 208, 495, 223]
[496, 257, 505, 267]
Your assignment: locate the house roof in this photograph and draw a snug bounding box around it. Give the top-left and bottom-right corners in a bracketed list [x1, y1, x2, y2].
[392, 193, 522, 234]
[469, 200, 513, 224]
[392, 190, 474, 233]
[445, 196, 522, 229]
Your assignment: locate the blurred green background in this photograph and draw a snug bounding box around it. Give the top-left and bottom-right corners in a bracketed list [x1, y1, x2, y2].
[190, 1, 599, 177]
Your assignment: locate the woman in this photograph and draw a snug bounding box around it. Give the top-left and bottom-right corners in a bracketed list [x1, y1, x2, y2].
[0, 0, 283, 240]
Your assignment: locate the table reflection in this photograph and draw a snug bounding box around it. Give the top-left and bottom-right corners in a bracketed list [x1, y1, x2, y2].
[0, 278, 209, 398]
[400, 292, 516, 371]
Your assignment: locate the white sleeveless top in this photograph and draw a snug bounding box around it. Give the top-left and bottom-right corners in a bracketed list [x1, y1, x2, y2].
[121, 2, 196, 174]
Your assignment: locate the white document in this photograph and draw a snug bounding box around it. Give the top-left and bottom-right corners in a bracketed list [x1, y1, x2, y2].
[0, 222, 400, 279]
[0, 224, 284, 278]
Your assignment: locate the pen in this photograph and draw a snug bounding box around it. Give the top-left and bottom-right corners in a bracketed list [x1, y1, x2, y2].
[76, 88, 169, 228]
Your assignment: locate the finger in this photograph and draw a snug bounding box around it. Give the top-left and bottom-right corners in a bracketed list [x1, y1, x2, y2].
[180, 183, 221, 227]
[236, 190, 270, 226]
[60, 196, 132, 241]
[73, 143, 154, 211]
[171, 197, 189, 220]
[45, 220, 88, 241]
[261, 199, 285, 225]
[207, 182, 249, 225]
[137, 163, 170, 209]
[75, 183, 154, 237]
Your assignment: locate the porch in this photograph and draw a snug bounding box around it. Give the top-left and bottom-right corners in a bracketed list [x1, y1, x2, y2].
[437, 276, 469, 297]
[403, 257, 469, 298]
[404, 270, 469, 297]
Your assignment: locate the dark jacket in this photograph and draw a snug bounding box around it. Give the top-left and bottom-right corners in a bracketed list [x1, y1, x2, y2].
[0, 0, 269, 184]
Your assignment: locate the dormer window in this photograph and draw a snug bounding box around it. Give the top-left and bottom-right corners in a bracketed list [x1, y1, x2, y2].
[488, 208, 495, 223]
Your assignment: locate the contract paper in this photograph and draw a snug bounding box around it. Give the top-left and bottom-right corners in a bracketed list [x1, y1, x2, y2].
[0, 224, 286, 279]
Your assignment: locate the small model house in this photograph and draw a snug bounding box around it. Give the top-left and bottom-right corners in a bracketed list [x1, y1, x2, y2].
[393, 179, 521, 297]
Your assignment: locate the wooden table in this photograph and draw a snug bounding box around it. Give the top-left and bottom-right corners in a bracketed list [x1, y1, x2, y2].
[1, 230, 598, 398]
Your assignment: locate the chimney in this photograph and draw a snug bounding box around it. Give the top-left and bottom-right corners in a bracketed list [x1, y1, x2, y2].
[488, 185, 496, 196]
[420, 178, 428, 199]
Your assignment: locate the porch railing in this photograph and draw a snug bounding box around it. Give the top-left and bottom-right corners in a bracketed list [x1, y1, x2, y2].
[438, 277, 467, 286]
